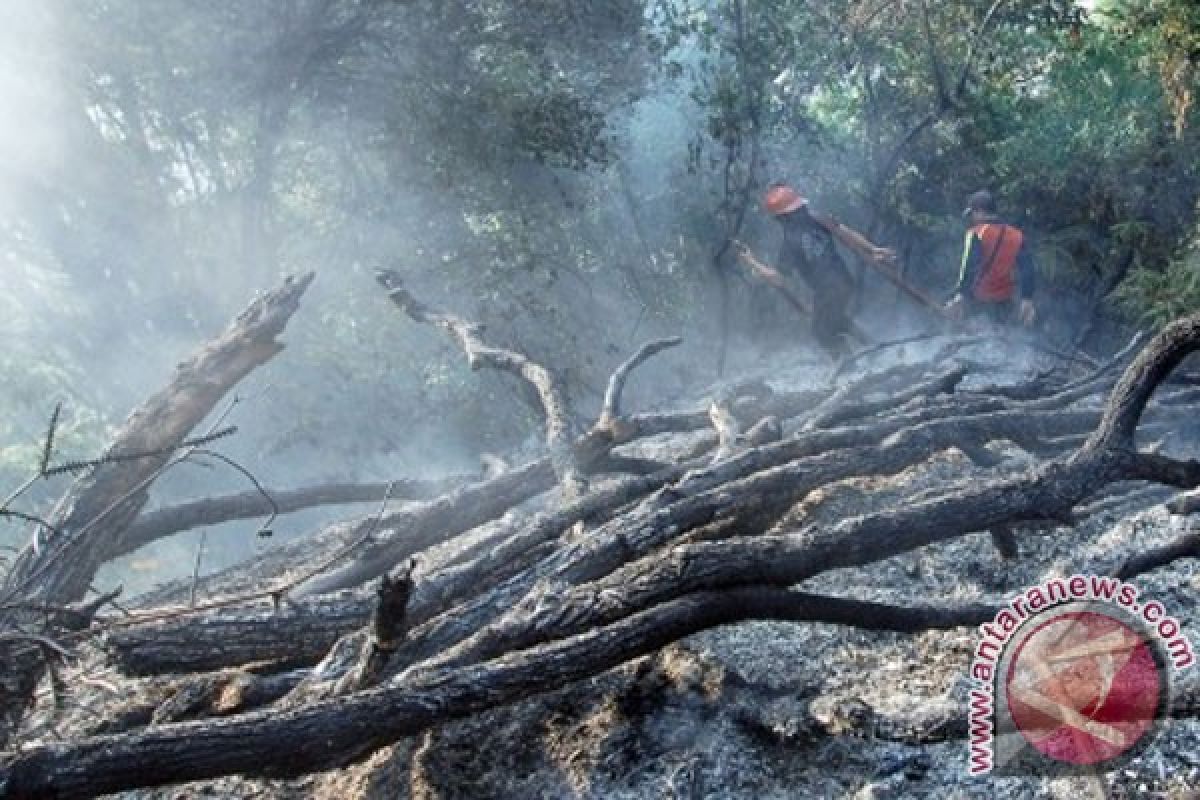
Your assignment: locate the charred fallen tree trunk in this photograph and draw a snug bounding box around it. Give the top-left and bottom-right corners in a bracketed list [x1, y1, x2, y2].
[0, 272, 315, 751]
[102, 364, 1064, 675]
[3, 589, 1003, 798]
[3, 289, 1200, 797]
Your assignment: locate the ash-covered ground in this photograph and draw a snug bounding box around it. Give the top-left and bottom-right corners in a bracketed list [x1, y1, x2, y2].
[43, 337, 1200, 800]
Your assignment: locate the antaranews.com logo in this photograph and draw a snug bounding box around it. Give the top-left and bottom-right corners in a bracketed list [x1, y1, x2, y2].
[967, 574, 1194, 777]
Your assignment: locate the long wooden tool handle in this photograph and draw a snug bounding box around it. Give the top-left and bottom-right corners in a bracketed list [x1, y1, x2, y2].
[883, 264, 956, 319]
[811, 217, 958, 323]
[732, 243, 813, 317]
[863, 254, 958, 323]
[733, 242, 873, 346]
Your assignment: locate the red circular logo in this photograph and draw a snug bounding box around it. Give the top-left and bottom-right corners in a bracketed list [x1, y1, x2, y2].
[1004, 610, 1162, 766]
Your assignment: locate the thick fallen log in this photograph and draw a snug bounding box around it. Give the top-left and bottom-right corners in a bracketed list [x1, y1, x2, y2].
[102, 384, 1196, 680]
[102, 591, 376, 676]
[402, 314, 1200, 675]
[8, 315, 1200, 797]
[1115, 529, 1200, 580]
[385, 400, 1113, 674]
[0, 589, 999, 798]
[105, 465, 692, 675]
[106, 389, 1136, 676]
[86, 358, 986, 679]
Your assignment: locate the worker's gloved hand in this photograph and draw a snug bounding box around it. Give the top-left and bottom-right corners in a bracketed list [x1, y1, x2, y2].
[1019, 299, 1037, 327]
[944, 293, 965, 321]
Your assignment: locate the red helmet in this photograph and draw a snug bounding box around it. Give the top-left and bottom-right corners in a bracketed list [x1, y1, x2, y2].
[763, 184, 807, 216]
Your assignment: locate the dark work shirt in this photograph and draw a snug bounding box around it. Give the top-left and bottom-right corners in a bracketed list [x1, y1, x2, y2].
[775, 211, 856, 306]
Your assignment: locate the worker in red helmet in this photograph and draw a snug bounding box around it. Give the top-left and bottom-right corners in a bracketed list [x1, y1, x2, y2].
[946, 190, 1037, 327]
[745, 183, 896, 358]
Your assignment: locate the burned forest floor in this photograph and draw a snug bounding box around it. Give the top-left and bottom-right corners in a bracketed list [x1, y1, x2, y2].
[4, 274, 1200, 800]
[218, 356, 1200, 799]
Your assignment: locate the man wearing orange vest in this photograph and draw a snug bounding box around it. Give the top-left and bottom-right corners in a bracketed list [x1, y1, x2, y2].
[946, 190, 1037, 327]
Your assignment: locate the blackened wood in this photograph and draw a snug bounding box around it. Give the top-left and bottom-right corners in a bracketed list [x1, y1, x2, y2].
[0, 589, 997, 799]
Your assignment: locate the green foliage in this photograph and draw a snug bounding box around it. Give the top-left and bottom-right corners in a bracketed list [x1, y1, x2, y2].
[1115, 259, 1200, 327]
[7, 0, 1200, 493]
[1115, 219, 1200, 326]
[1100, 0, 1200, 137]
[0, 350, 111, 542]
[982, 32, 1160, 192]
[656, 1, 1199, 325]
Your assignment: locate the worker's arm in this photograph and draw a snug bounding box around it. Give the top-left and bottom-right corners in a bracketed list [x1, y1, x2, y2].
[1016, 239, 1037, 325]
[1016, 240, 1036, 300]
[954, 230, 983, 297]
[823, 216, 897, 267]
[946, 231, 981, 319]
[731, 240, 785, 287]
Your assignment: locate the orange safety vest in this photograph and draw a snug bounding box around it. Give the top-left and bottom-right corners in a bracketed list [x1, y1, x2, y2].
[967, 223, 1024, 302]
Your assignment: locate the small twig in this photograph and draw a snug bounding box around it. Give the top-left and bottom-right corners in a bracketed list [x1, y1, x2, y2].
[0, 510, 62, 538]
[89, 482, 400, 633]
[1, 394, 247, 604]
[280, 482, 396, 596]
[188, 449, 278, 536]
[41, 427, 238, 478]
[0, 632, 74, 661]
[39, 402, 63, 475]
[190, 531, 208, 608]
[0, 474, 42, 524]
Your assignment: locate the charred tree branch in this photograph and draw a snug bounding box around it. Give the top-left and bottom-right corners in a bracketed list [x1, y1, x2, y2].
[121, 476, 465, 552]
[374, 269, 581, 493]
[0, 589, 997, 798]
[1115, 529, 1200, 580]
